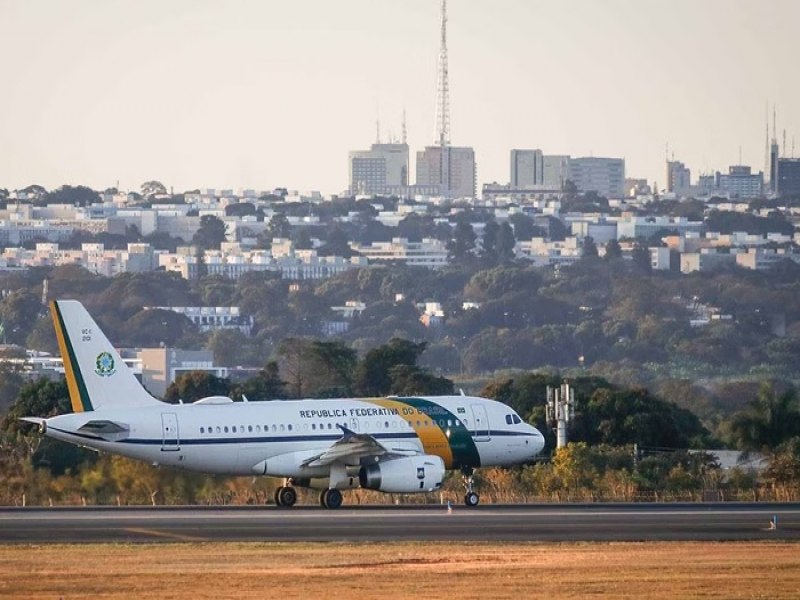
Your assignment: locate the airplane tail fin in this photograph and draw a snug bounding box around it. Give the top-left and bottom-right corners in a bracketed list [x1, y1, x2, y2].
[50, 300, 161, 412]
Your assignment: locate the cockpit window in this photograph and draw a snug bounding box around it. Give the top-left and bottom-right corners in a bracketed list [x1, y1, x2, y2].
[505, 414, 513, 425]
[513, 414, 522, 424]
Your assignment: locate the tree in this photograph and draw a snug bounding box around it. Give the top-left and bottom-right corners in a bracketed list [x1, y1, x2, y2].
[496, 222, 516, 264]
[631, 241, 652, 273]
[388, 364, 454, 396]
[447, 220, 476, 263]
[225, 202, 256, 218]
[728, 383, 800, 452]
[192, 215, 227, 250]
[353, 338, 427, 396]
[267, 213, 292, 240]
[163, 371, 231, 403]
[141, 181, 167, 198]
[0, 290, 43, 345]
[235, 361, 285, 401]
[605, 239, 623, 260]
[582, 236, 599, 258]
[481, 220, 499, 263]
[43, 185, 100, 207]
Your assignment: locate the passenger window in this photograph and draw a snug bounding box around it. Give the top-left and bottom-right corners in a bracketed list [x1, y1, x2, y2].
[200, 427, 204, 433]
[312, 424, 316, 430]
[288, 424, 293, 431]
[248, 425, 253, 433]
[216, 426, 221, 433]
[232, 426, 237, 433]
[328, 423, 332, 429]
[280, 424, 285, 432]
[447, 420, 452, 427]
[384, 421, 389, 428]
[256, 425, 261, 432]
[224, 426, 229, 433]
[271, 425, 276, 432]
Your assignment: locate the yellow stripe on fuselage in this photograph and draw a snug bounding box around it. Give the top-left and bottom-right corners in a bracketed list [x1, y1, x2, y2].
[367, 398, 454, 468]
[49, 302, 85, 413]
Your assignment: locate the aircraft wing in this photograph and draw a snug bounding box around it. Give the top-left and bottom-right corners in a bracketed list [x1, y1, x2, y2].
[301, 426, 416, 468]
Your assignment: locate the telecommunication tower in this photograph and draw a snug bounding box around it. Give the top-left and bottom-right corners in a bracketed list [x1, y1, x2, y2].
[546, 381, 575, 449]
[434, 0, 450, 147]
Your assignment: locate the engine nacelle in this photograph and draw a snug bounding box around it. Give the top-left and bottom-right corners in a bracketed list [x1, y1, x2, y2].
[358, 455, 445, 493]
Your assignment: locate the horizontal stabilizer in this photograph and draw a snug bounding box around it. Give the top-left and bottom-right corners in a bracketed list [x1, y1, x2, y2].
[77, 419, 130, 441]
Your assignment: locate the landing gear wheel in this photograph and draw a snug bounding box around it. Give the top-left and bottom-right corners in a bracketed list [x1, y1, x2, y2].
[461, 466, 479, 508]
[276, 486, 297, 507]
[321, 488, 343, 509]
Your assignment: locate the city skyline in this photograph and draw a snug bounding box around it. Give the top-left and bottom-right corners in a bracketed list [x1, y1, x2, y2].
[1, 0, 799, 194]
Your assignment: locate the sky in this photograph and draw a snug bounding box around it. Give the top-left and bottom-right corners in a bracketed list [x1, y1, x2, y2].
[1, 0, 799, 195]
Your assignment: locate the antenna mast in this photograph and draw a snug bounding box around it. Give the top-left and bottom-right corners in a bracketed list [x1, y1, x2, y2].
[401, 108, 407, 145]
[435, 0, 450, 147]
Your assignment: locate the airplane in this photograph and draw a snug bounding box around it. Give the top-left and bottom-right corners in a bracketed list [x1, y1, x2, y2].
[23, 300, 545, 509]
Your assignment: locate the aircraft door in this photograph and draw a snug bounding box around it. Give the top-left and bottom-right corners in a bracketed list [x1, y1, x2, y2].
[470, 404, 491, 442]
[161, 412, 180, 451]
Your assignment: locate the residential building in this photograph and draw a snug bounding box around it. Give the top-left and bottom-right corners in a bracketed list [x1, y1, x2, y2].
[680, 249, 737, 273]
[616, 214, 703, 240]
[515, 237, 581, 268]
[510, 149, 544, 187]
[146, 306, 254, 335]
[349, 237, 448, 268]
[568, 157, 625, 198]
[416, 145, 476, 198]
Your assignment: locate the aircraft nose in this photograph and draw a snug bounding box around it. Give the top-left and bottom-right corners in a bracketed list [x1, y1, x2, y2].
[528, 425, 545, 457]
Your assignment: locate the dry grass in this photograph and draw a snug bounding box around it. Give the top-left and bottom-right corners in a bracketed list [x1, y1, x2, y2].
[0, 542, 798, 599]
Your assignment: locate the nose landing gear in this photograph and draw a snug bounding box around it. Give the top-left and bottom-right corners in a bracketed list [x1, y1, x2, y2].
[462, 467, 480, 507]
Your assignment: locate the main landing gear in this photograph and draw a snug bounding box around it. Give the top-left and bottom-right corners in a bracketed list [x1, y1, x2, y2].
[462, 467, 480, 507]
[274, 485, 297, 507]
[319, 488, 343, 509]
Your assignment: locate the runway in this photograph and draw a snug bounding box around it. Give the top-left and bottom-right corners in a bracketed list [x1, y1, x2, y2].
[1, 503, 799, 543]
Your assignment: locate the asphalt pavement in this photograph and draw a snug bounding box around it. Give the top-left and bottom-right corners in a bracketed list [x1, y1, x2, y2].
[1, 503, 798, 543]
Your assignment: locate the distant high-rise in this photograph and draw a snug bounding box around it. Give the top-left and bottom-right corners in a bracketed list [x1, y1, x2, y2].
[416, 146, 476, 199]
[349, 143, 409, 196]
[666, 160, 692, 195]
[568, 157, 625, 198]
[510, 149, 544, 187]
[543, 155, 570, 191]
[716, 165, 763, 199]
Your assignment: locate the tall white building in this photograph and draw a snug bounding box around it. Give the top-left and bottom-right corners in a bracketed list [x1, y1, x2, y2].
[349, 143, 409, 195]
[416, 145, 476, 199]
[510, 149, 544, 187]
[568, 157, 625, 198]
[542, 155, 571, 190]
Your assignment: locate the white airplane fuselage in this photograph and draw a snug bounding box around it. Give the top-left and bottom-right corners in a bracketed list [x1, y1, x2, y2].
[42, 395, 544, 480]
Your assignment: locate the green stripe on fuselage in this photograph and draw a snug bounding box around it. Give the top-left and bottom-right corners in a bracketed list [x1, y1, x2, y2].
[399, 397, 481, 468]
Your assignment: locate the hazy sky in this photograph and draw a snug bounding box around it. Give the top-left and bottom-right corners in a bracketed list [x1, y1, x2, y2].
[1, 0, 798, 194]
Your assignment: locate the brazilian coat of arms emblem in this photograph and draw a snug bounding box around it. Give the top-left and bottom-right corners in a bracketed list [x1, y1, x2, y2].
[95, 351, 116, 377]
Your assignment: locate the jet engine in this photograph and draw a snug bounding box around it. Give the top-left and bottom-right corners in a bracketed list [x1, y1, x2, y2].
[358, 455, 445, 493]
